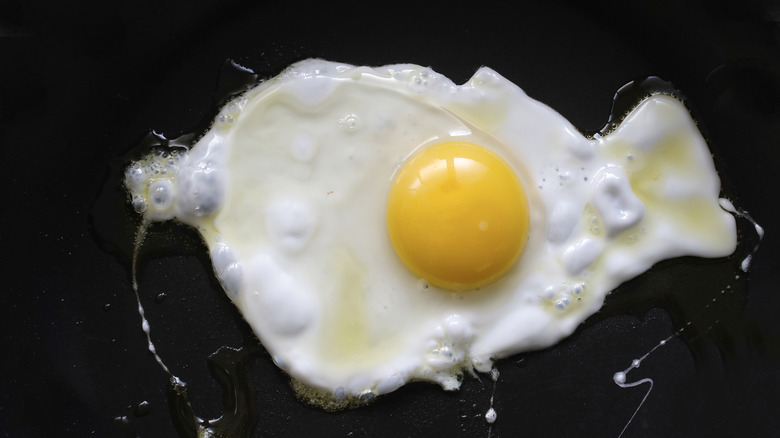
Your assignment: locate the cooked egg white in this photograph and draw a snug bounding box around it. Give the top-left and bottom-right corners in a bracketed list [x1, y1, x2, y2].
[124, 59, 736, 402]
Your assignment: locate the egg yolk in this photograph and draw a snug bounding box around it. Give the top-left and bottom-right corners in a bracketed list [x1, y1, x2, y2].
[387, 141, 529, 291]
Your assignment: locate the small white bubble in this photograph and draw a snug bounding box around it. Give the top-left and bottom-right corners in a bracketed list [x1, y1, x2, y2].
[613, 371, 626, 384]
[339, 114, 359, 131]
[148, 179, 175, 210]
[132, 195, 147, 213]
[553, 295, 570, 311]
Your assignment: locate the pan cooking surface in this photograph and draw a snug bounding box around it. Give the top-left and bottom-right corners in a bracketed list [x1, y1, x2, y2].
[3, 1, 779, 436]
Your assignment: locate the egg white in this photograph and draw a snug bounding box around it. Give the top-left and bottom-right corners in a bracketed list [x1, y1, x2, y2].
[124, 59, 736, 401]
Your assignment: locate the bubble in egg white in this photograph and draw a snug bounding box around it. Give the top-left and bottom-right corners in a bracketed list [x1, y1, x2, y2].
[124, 59, 737, 404]
[148, 179, 175, 210]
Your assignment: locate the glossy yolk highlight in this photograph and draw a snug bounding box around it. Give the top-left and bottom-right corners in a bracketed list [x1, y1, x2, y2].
[387, 141, 529, 291]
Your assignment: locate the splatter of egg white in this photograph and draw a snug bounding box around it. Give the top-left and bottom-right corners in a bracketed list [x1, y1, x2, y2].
[124, 59, 736, 408]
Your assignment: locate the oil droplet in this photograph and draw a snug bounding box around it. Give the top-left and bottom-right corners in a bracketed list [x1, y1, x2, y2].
[485, 407, 497, 424]
[133, 400, 150, 417]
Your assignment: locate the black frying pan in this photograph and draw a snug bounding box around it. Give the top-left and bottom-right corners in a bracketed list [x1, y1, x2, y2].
[4, 0, 779, 436]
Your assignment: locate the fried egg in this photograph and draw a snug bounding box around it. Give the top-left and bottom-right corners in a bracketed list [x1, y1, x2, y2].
[124, 59, 736, 404]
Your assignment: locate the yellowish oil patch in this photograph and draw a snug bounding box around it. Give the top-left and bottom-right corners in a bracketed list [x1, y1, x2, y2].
[609, 128, 732, 253]
[447, 92, 509, 133]
[646, 197, 733, 245]
[323, 248, 370, 359]
[318, 248, 400, 367]
[627, 131, 725, 240]
[629, 131, 698, 195]
[603, 138, 643, 173]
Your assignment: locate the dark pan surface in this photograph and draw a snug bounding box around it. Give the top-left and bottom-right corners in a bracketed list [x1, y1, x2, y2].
[3, 1, 780, 436]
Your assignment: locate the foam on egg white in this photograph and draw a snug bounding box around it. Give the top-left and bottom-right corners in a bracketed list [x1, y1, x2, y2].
[124, 59, 736, 406]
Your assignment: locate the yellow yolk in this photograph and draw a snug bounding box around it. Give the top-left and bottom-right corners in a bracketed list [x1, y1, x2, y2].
[386, 141, 530, 291]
